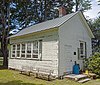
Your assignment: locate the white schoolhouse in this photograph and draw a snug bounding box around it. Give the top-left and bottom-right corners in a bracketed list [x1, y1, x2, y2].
[8, 11, 94, 77]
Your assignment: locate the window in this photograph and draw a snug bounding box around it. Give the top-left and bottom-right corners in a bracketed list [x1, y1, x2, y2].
[32, 40, 42, 59]
[39, 40, 42, 60]
[32, 41, 38, 58]
[10, 40, 42, 59]
[11, 44, 16, 58]
[80, 43, 84, 55]
[21, 43, 25, 58]
[16, 44, 20, 58]
[78, 41, 87, 59]
[26, 43, 31, 58]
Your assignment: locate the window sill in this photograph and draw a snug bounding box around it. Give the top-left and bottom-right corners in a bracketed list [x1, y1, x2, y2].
[9, 57, 40, 61]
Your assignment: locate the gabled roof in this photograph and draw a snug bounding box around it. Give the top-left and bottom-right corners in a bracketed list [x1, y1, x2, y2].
[9, 11, 94, 38]
[9, 12, 78, 38]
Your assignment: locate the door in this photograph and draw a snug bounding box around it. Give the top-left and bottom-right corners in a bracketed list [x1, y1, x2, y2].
[64, 45, 73, 73]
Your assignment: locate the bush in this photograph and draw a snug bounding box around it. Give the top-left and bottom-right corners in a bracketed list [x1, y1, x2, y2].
[84, 52, 100, 76]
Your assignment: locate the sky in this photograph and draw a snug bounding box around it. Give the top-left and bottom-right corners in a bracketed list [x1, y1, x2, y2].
[84, 0, 100, 19]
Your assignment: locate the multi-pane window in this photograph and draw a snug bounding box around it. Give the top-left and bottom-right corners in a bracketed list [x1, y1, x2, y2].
[26, 43, 31, 58]
[11, 40, 42, 59]
[16, 44, 20, 58]
[21, 43, 25, 58]
[78, 41, 86, 59]
[11, 44, 16, 58]
[32, 41, 38, 58]
[80, 43, 84, 55]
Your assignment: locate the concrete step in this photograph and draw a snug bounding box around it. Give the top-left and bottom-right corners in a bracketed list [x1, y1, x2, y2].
[78, 78, 91, 83]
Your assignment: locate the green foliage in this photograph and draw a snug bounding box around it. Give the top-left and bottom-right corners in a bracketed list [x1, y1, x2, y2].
[84, 53, 100, 76]
[92, 17, 100, 39]
[74, 0, 91, 11]
[89, 17, 100, 53]
[9, 0, 75, 30]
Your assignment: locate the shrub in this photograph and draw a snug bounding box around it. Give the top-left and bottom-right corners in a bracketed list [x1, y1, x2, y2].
[84, 52, 100, 76]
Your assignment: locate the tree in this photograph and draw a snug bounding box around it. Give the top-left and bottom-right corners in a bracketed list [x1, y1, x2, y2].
[11, 0, 36, 29]
[74, 0, 91, 11]
[87, 16, 100, 53]
[0, 0, 36, 68]
[91, 17, 100, 53]
[11, 0, 75, 26]
[65, 0, 74, 13]
[36, 0, 74, 21]
[0, 0, 56, 68]
[0, 0, 11, 68]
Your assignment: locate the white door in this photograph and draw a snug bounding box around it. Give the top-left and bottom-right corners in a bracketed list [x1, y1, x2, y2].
[64, 45, 73, 73]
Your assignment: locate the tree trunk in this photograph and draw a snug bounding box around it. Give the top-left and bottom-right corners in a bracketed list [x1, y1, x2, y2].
[3, 48, 8, 68]
[44, 0, 47, 21]
[1, 35, 8, 68]
[0, 0, 10, 68]
[75, 0, 79, 11]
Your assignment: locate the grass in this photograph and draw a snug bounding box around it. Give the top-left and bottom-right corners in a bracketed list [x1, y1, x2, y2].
[0, 69, 100, 85]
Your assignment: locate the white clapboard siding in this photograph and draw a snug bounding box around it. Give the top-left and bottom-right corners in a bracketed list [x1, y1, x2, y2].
[9, 29, 59, 76]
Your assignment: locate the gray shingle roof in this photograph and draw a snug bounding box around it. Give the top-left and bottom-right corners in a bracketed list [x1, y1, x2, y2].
[10, 12, 78, 38]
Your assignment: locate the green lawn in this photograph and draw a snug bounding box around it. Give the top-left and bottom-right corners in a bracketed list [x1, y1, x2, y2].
[0, 69, 100, 85]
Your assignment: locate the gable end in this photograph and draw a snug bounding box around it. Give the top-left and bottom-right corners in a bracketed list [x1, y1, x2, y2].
[78, 12, 94, 38]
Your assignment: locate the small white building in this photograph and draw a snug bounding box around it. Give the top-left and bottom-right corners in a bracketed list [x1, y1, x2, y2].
[8, 11, 94, 77]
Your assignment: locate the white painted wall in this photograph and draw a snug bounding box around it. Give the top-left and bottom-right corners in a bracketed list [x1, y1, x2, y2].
[9, 29, 59, 76]
[58, 14, 92, 76]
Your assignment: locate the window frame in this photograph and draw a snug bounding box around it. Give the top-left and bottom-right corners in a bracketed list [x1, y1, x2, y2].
[32, 40, 39, 59]
[78, 41, 87, 60]
[26, 42, 32, 59]
[16, 44, 21, 58]
[10, 40, 42, 60]
[21, 43, 26, 58]
[11, 44, 16, 58]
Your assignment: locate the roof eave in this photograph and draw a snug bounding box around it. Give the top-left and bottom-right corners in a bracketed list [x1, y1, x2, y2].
[8, 27, 59, 39]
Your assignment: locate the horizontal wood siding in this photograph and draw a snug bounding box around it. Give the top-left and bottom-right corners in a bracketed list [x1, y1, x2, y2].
[9, 29, 58, 76]
[9, 59, 58, 76]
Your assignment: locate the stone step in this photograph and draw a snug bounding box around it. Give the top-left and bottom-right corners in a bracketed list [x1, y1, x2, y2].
[78, 78, 91, 83]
